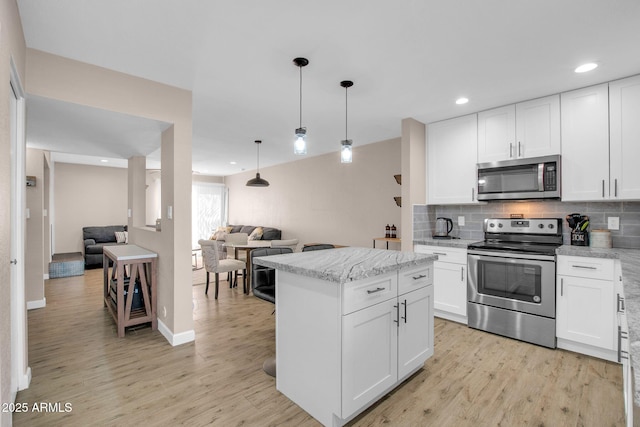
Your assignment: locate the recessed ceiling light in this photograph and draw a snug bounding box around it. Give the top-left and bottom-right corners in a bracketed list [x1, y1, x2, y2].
[100, 159, 108, 163]
[575, 63, 598, 73]
[230, 161, 237, 165]
[456, 97, 469, 105]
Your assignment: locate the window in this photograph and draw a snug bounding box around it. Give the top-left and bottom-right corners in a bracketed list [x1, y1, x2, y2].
[192, 182, 227, 248]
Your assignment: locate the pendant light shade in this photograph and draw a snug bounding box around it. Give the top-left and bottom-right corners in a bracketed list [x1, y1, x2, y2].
[340, 80, 354, 163]
[246, 140, 270, 187]
[293, 57, 309, 155]
[341, 140, 353, 163]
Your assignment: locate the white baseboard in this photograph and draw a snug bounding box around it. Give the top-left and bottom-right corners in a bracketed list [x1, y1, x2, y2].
[27, 298, 46, 310]
[18, 367, 31, 391]
[157, 318, 195, 346]
[43, 273, 49, 280]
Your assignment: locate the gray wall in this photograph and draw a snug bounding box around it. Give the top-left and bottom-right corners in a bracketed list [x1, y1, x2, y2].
[414, 201, 640, 249]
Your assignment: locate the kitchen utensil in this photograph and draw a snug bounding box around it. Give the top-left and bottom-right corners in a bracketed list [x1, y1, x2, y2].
[433, 217, 454, 239]
[575, 215, 589, 231]
[566, 213, 582, 229]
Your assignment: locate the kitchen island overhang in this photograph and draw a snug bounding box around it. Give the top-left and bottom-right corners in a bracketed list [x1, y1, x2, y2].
[253, 247, 437, 427]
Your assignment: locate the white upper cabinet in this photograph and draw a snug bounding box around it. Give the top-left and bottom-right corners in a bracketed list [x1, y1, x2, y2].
[561, 84, 610, 201]
[477, 95, 560, 163]
[610, 74, 640, 200]
[427, 114, 479, 204]
[562, 78, 640, 202]
[477, 105, 515, 162]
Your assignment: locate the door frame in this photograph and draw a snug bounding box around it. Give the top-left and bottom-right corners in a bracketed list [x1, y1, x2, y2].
[10, 57, 31, 396]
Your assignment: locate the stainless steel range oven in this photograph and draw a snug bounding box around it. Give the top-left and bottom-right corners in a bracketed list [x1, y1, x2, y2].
[467, 218, 562, 348]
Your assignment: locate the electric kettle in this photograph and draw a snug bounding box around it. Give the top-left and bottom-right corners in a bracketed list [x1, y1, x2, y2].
[433, 217, 453, 239]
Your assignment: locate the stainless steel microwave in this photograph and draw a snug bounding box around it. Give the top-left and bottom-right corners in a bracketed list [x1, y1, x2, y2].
[477, 155, 561, 201]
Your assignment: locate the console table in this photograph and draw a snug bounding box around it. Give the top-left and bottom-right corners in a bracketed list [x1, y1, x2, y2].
[103, 245, 158, 337]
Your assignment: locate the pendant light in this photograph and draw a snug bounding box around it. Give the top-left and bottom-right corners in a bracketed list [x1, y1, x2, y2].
[340, 80, 354, 163]
[293, 57, 309, 155]
[246, 140, 270, 187]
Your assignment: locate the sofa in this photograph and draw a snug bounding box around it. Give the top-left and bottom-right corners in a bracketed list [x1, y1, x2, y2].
[83, 225, 128, 269]
[211, 225, 297, 255]
[227, 225, 281, 241]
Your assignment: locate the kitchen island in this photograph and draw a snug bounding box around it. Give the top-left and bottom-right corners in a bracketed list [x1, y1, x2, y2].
[253, 247, 437, 427]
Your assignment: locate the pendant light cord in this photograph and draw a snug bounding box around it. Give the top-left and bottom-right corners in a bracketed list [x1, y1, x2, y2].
[345, 85, 348, 140]
[299, 66, 303, 128]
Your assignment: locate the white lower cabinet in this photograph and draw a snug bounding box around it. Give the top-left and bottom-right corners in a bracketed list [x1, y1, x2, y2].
[276, 264, 434, 427]
[342, 298, 398, 417]
[556, 255, 617, 361]
[342, 284, 434, 417]
[414, 245, 467, 323]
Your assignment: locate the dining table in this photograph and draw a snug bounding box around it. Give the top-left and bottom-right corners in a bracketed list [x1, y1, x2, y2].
[223, 240, 271, 294]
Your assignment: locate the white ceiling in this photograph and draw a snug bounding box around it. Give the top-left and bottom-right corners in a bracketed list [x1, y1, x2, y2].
[17, 0, 640, 176]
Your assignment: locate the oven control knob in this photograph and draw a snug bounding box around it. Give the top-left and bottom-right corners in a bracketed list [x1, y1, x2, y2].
[538, 224, 544, 229]
[534, 296, 541, 303]
[548, 224, 554, 229]
[489, 223, 495, 228]
[498, 223, 503, 228]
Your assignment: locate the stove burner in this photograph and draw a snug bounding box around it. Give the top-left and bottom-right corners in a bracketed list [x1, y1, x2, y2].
[469, 217, 564, 256]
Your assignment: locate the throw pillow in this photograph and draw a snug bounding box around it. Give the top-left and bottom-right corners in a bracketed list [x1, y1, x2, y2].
[210, 226, 232, 240]
[210, 230, 227, 240]
[249, 226, 264, 241]
[115, 231, 127, 243]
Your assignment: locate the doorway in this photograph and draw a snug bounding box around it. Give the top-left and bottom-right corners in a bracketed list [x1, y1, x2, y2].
[10, 60, 30, 397]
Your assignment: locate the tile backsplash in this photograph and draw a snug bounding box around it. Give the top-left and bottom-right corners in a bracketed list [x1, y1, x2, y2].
[413, 201, 640, 249]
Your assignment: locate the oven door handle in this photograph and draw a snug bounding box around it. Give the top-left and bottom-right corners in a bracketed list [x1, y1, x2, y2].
[467, 249, 555, 262]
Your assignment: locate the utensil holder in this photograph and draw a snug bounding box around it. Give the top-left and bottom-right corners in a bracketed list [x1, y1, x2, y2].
[570, 230, 589, 246]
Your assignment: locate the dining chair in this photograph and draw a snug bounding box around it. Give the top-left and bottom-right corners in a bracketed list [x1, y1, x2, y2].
[224, 233, 249, 260]
[302, 243, 335, 251]
[270, 238, 299, 252]
[198, 239, 246, 299]
[251, 247, 293, 377]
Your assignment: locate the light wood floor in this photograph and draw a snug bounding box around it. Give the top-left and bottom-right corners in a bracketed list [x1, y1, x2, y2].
[14, 269, 625, 426]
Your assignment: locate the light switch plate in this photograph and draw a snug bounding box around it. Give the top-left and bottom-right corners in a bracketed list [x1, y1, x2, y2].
[608, 217, 620, 230]
[167, 206, 173, 220]
[458, 216, 465, 226]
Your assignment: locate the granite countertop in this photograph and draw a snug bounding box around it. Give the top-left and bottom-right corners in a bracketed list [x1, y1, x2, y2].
[253, 247, 437, 285]
[557, 245, 640, 405]
[413, 238, 480, 249]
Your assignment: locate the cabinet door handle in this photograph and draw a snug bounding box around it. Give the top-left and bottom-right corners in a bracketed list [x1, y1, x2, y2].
[571, 265, 597, 270]
[393, 304, 399, 326]
[471, 188, 475, 201]
[510, 143, 513, 158]
[618, 326, 622, 363]
[518, 141, 522, 157]
[618, 294, 625, 312]
[615, 179, 618, 197]
[560, 278, 563, 297]
[433, 252, 447, 256]
[461, 266, 464, 281]
[617, 327, 630, 362]
[602, 180, 605, 198]
[367, 287, 385, 294]
[401, 299, 407, 323]
[10, 259, 17, 265]
[412, 274, 427, 280]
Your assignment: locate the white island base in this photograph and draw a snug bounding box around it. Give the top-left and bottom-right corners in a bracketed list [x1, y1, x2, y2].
[275, 265, 434, 426]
